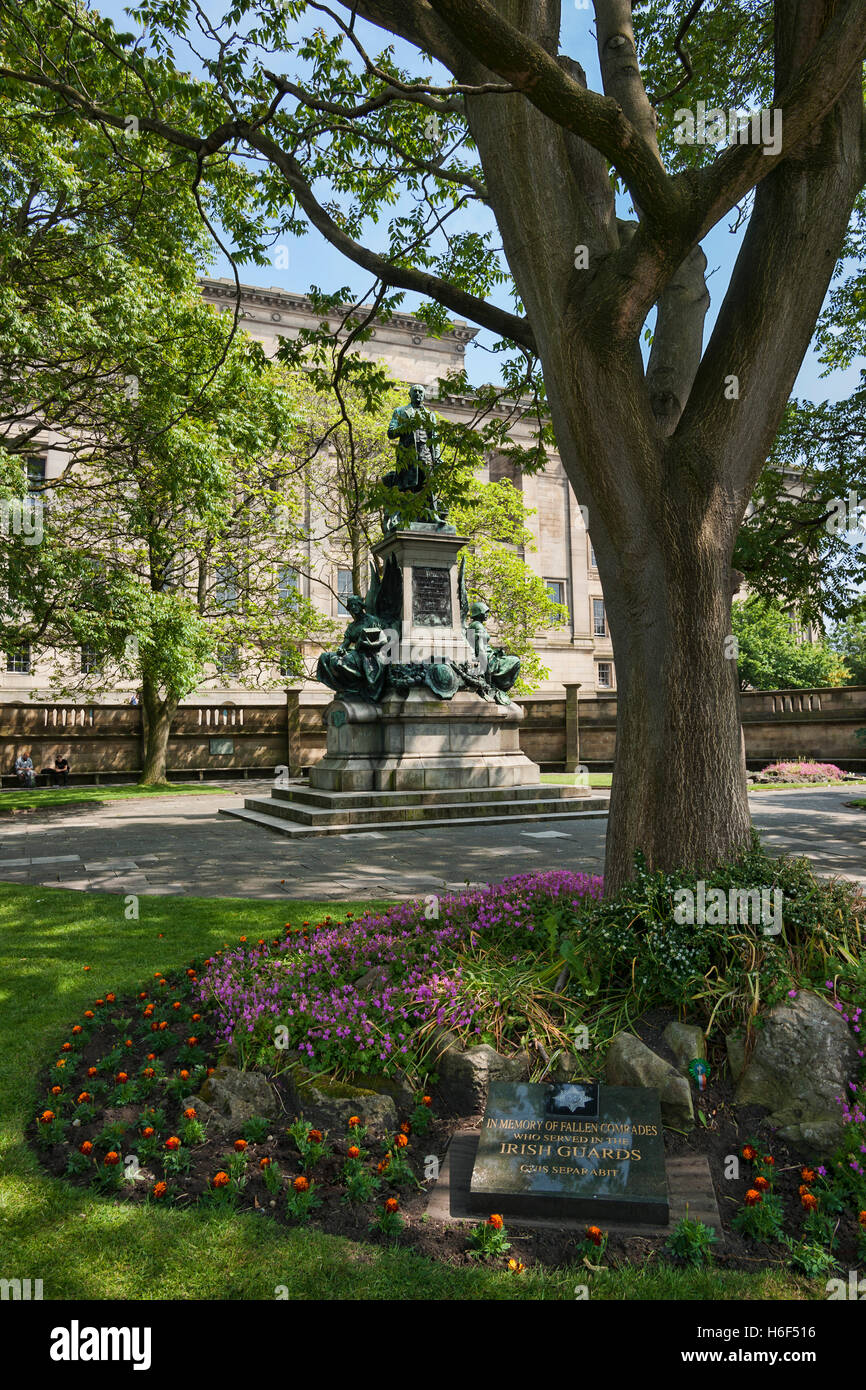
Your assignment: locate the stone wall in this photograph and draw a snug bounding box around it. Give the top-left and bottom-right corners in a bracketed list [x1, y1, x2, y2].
[2, 685, 865, 781]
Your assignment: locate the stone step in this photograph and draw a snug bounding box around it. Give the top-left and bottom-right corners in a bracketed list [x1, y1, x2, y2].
[236, 791, 607, 828]
[273, 782, 589, 810]
[219, 802, 609, 838]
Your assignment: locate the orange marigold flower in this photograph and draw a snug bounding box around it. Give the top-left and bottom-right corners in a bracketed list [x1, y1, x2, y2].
[146, 1053, 156, 1061]
[347, 1146, 360, 1160]
[422, 1096, 432, 1107]
[172, 1002, 181, 1010]
[186, 1037, 198, 1046]
[508, 1259, 525, 1273]
[191, 1014, 201, 1022]
[139, 992, 147, 999]
[84, 1011, 94, 1019]
[77, 1092, 90, 1104]
[79, 1141, 93, 1155]
[754, 1175, 770, 1191]
[186, 969, 196, 978]
[142, 1127, 155, 1138]
[72, 1025, 82, 1035]
[858, 1210, 866, 1228]
[762, 1155, 774, 1166]
[488, 1214, 504, 1230]
[395, 1133, 408, 1148]
[55, 1059, 66, 1069]
[744, 1189, 762, 1206]
[260, 1157, 271, 1168]
[115, 1072, 128, 1083]
[741, 1145, 757, 1161]
[165, 1136, 181, 1151]
[801, 1167, 816, 1183]
[234, 1139, 247, 1152]
[293, 1175, 310, 1193]
[400, 1122, 411, 1134]
[376, 1158, 390, 1174]
[124, 1039, 133, 1048]
[104, 1151, 120, 1165]
[801, 1192, 819, 1211]
[179, 1070, 189, 1080]
[207, 1067, 215, 1077]
[385, 1197, 399, 1214]
[61, 1042, 72, 1052]
[106, 993, 115, 1003]
[87, 1067, 98, 1077]
[586, 1226, 604, 1245]
[50, 1086, 62, 1096]
[158, 1021, 168, 1031]
[239, 936, 247, 943]
[183, 1108, 196, 1120]
[39, 1109, 55, 1123]
[348, 1116, 360, 1128]
[212, 1171, 230, 1188]
[142, 1068, 155, 1079]
[152, 1181, 168, 1199]
[307, 1129, 322, 1144]
[95, 998, 104, 1006]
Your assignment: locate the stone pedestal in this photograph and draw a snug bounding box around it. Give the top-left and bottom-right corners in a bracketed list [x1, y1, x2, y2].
[371, 527, 473, 666]
[310, 689, 541, 793]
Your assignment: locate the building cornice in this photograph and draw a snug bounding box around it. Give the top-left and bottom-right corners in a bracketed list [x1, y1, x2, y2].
[200, 277, 478, 347]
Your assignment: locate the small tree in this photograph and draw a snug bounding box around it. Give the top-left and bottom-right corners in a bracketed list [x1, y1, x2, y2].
[732, 598, 848, 691]
[0, 293, 327, 783]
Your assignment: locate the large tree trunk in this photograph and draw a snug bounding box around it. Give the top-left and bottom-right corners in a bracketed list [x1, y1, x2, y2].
[139, 678, 178, 785]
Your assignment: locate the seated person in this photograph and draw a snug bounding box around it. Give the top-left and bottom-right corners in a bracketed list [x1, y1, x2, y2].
[15, 751, 35, 788]
[52, 753, 70, 786]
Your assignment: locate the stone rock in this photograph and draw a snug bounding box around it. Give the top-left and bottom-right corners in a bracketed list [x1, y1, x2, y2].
[604, 1032, 694, 1129]
[726, 1031, 747, 1084]
[186, 1065, 279, 1135]
[286, 1077, 397, 1137]
[733, 991, 858, 1155]
[435, 1039, 528, 1115]
[663, 1022, 707, 1075]
[547, 1049, 579, 1083]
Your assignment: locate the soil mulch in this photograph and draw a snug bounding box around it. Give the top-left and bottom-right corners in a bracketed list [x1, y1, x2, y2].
[29, 959, 864, 1278]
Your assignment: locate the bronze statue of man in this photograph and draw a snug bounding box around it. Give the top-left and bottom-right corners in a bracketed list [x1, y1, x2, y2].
[383, 383, 447, 530]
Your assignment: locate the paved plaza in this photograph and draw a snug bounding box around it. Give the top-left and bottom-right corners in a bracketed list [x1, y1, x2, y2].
[0, 782, 863, 900]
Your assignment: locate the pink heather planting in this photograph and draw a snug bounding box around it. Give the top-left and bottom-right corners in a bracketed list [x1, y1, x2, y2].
[762, 761, 846, 781]
[198, 871, 602, 1075]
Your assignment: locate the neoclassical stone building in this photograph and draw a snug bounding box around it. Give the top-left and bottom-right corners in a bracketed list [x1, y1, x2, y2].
[2, 277, 614, 701]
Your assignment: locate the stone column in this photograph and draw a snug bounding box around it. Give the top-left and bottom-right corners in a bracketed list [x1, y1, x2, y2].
[286, 687, 303, 776]
[564, 682, 582, 773]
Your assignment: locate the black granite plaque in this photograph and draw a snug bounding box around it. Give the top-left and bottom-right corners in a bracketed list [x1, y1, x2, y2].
[469, 1082, 668, 1224]
[412, 565, 452, 626]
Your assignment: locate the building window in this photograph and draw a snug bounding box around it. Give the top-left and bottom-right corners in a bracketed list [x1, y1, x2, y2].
[596, 661, 614, 689]
[7, 646, 31, 674]
[25, 456, 46, 496]
[214, 563, 240, 612]
[588, 539, 598, 570]
[80, 646, 101, 675]
[545, 579, 567, 607]
[592, 598, 607, 637]
[278, 565, 299, 609]
[337, 567, 353, 616]
[279, 647, 299, 679]
[216, 646, 239, 676]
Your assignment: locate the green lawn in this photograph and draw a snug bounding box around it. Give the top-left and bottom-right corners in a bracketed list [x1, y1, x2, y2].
[540, 773, 612, 788]
[0, 783, 240, 812]
[0, 882, 821, 1300]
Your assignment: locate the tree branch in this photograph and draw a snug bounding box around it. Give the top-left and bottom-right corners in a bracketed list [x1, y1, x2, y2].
[424, 0, 679, 230]
[0, 64, 534, 350]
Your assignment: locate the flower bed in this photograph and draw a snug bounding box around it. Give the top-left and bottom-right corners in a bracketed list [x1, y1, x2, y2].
[757, 761, 851, 782]
[197, 870, 603, 1076]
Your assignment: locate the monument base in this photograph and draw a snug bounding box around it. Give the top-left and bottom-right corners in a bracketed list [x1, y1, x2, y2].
[310, 689, 539, 793]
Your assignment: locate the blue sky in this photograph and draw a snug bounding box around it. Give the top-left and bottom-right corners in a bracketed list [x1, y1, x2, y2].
[103, 1, 861, 404]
